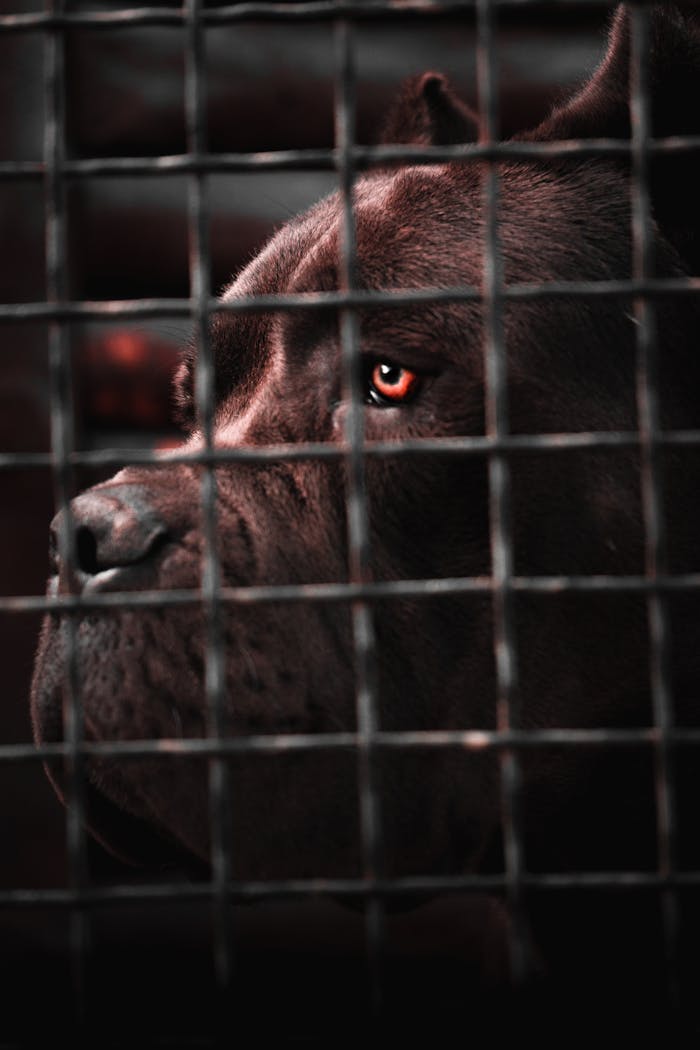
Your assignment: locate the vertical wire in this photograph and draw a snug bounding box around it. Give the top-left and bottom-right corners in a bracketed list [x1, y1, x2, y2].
[629, 4, 679, 1012]
[476, 0, 528, 985]
[184, 0, 233, 1023]
[44, 0, 89, 1029]
[334, 18, 384, 1016]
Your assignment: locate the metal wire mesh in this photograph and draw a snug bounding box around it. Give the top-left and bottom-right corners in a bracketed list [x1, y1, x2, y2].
[2, 0, 700, 1040]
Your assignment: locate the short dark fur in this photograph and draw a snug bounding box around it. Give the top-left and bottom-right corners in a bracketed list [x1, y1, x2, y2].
[31, 3, 700, 1028]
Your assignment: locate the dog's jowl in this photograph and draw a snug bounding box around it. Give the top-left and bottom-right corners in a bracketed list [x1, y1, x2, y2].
[30, 3, 700, 1026]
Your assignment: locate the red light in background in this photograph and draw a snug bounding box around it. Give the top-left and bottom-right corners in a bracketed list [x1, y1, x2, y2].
[75, 329, 182, 433]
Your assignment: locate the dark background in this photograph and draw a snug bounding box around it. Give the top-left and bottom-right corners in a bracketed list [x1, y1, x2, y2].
[0, 2, 612, 1044]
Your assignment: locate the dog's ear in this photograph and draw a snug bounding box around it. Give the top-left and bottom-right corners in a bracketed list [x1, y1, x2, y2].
[380, 72, 479, 145]
[524, 3, 700, 270]
[527, 4, 700, 141]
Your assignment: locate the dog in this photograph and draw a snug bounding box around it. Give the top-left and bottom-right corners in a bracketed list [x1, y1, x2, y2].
[30, 3, 700, 1036]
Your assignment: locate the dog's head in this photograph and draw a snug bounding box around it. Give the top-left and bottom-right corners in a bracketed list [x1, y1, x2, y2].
[31, 5, 700, 883]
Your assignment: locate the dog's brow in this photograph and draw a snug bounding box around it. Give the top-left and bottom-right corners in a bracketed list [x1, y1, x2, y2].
[276, 302, 338, 365]
[199, 310, 270, 410]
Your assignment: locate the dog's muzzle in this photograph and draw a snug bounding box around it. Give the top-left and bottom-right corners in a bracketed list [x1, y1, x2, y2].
[50, 484, 171, 595]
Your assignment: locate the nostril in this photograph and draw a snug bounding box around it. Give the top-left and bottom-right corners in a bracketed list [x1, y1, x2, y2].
[48, 522, 101, 576]
[75, 525, 99, 576]
[50, 485, 172, 583]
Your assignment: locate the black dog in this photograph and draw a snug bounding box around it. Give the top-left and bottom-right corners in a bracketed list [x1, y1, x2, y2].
[31, 3, 700, 1031]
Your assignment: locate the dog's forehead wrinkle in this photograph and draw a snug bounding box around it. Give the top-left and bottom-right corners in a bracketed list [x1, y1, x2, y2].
[221, 200, 330, 302]
[278, 167, 467, 295]
[355, 164, 626, 290]
[287, 221, 339, 295]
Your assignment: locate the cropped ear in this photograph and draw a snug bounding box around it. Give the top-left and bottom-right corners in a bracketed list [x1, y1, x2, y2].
[527, 4, 700, 141]
[380, 72, 479, 146]
[523, 4, 700, 271]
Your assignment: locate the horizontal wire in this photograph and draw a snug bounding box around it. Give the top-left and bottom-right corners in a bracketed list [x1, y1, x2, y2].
[4, 571, 700, 615]
[0, 1, 670, 34]
[1, 278, 699, 326]
[3, 868, 700, 912]
[1, 137, 700, 181]
[5, 726, 700, 766]
[4, 428, 700, 473]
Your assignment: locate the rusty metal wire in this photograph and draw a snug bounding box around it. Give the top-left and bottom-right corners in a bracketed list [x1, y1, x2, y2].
[3, 0, 700, 1035]
[1, 0, 699, 33]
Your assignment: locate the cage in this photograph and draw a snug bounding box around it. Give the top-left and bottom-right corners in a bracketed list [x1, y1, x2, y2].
[2, 0, 700, 1045]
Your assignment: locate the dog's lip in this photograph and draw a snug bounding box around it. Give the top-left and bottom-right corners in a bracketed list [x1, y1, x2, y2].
[82, 778, 209, 876]
[50, 561, 165, 597]
[82, 565, 144, 595]
[33, 612, 207, 876]
[50, 761, 208, 876]
[39, 722, 207, 876]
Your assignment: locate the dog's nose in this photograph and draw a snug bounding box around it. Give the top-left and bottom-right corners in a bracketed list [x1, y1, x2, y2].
[50, 484, 170, 590]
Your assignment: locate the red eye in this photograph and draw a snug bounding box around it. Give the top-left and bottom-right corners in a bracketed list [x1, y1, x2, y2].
[368, 362, 421, 406]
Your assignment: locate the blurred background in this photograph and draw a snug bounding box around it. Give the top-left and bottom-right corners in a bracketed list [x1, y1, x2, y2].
[0, 0, 612, 1042]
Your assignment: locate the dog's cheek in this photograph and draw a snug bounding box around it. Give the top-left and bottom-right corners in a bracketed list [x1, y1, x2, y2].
[365, 456, 490, 583]
[78, 611, 206, 741]
[104, 749, 367, 878]
[228, 749, 363, 879]
[33, 610, 208, 748]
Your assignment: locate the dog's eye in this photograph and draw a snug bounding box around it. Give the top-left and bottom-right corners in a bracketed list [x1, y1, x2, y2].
[367, 362, 422, 407]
